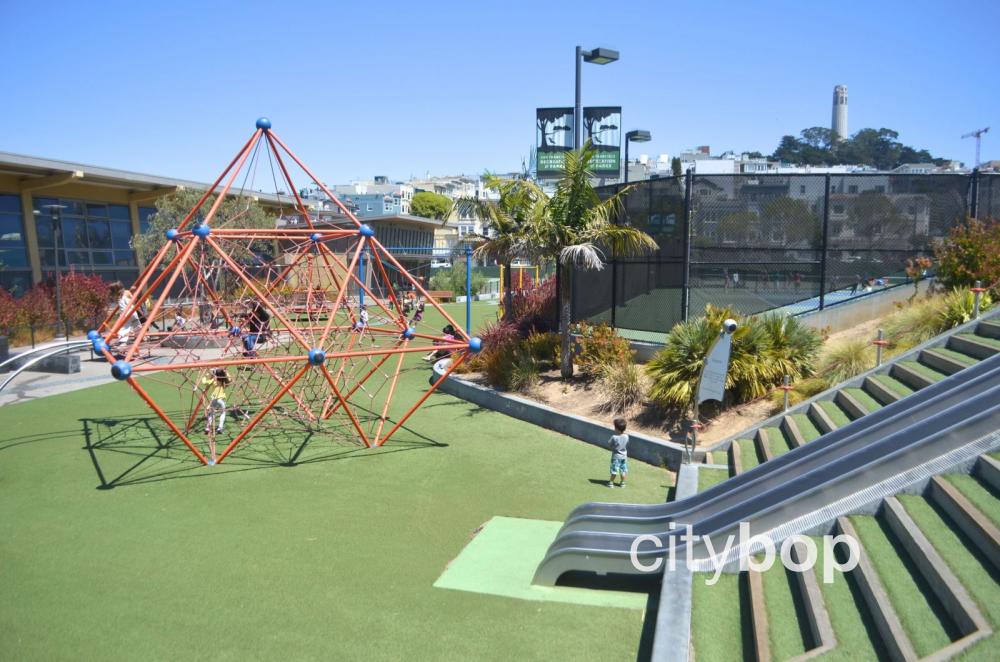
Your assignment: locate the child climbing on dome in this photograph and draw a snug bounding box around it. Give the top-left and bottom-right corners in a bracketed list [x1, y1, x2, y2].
[195, 368, 230, 434]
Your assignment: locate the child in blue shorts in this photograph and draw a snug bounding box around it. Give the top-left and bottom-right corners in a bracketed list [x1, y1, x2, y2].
[608, 417, 629, 488]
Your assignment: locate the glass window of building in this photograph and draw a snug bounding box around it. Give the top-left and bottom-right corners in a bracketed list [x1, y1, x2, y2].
[0, 193, 31, 294]
[33, 196, 137, 282]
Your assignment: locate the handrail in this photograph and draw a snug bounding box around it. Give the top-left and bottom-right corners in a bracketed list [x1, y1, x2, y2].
[0, 341, 94, 394]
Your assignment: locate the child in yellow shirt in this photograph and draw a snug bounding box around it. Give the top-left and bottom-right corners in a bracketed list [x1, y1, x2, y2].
[196, 368, 230, 434]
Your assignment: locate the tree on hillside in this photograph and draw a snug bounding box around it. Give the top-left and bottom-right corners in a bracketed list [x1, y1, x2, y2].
[771, 126, 947, 169]
[410, 191, 451, 220]
[671, 157, 683, 177]
[848, 191, 906, 238]
[718, 211, 759, 243]
[760, 197, 820, 246]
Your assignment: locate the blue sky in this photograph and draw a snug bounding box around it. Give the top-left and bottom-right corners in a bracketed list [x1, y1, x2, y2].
[1, 0, 997, 186]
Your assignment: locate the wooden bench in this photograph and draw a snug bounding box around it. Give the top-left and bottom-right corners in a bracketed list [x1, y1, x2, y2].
[425, 290, 454, 302]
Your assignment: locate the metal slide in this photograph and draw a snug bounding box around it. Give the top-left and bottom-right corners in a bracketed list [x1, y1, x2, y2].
[533, 352, 1000, 584]
[0, 340, 93, 394]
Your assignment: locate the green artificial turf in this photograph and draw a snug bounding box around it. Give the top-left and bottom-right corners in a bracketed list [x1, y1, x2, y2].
[737, 439, 761, 472]
[956, 333, 1000, 350]
[763, 426, 792, 458]
[816, 401, 851, 429]
[790, 414, 821, 443]
[868, 375, 914, 400]
[848, 516, 957, 657]
[690, 572, 752, 662]
[0, 301, 670, 660]
[698, 467, 730, 492]
[812, 536, 885, 661]
[930, 347, 979, 367]
[943, 475, 1000, 529]
[761, 566, 811, 660]
[434, 516, 647, 609]
[899, 360, 947, 383]
[843, 388, 882, 416]
[900, 495, 1000, 661]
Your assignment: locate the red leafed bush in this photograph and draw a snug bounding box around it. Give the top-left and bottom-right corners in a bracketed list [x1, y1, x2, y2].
[505, 275, 556, 336]
[60, 272, 111, 331]
[0, 288, 17, 334]
[934, 217, 1000, 295]
[16, 286, 56, 331]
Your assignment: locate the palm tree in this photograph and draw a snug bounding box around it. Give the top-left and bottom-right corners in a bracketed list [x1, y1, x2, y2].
[530, 145, 658, 377]
[454, 175, 547, 315]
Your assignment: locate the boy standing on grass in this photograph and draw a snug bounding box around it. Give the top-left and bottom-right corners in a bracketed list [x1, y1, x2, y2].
[608, 417, 629, 488]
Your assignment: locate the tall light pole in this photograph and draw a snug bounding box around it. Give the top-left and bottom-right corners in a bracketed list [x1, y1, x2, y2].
[624, 130, 652, 183]
[574, 46, 619, 149]
[43, 204, 68, 339]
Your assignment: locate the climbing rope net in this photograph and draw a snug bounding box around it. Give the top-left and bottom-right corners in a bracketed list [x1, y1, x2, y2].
[91, 118, 478, 465]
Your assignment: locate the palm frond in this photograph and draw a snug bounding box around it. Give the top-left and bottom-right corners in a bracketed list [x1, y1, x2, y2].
[560, 243, 605, 269]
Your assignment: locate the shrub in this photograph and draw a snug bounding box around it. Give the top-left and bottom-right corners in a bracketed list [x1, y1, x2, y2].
[508, 348, 540, 393]
[523, 331, 560, 367]
[646, 306, 814, 411]
[60, 272, 111, 332]
[934, 217, 1000, 296]
[884, 297, 942, 351]
[816, 339, 872, 384]
[430, 262, 486, 297]
[573, 321, 632, 375]
[505, 275, 556, 336]
[759, 313, 822, 382]
[597, 359, 646, 414]
[937, 286, 994, 329]
[0, 288, 17, 335]
[14, 287, 56, 346]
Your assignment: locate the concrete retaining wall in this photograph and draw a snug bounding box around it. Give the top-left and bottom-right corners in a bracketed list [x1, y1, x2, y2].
[797, 281, 930, 335]
[433, 361, 696, 469]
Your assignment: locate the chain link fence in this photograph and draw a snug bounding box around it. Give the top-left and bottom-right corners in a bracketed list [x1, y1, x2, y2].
[572, 172, 994, 337]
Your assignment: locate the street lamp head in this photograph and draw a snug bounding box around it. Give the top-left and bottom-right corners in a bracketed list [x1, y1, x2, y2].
[626, 130, 652, 142]
[583, 47, 619, 65]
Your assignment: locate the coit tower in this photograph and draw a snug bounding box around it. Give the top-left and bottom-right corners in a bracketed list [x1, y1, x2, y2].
[831, 85, 848, 142]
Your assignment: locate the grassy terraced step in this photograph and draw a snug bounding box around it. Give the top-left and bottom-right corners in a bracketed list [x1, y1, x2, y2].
[761, 426, 793, 458]
[736, 439, 761, 472]
[977, 319, 1000, 339]
[865, 374, 914, 404]
[690, 572, 753, 662]
[813, 536, 885, 661]
[848, 515, 962, 657]
[900, 495, 1000, 661]
[949, 332, 1000, 360]
[698, 467, 731, 492]
[929, 346, 981, 368]
[815, 400, 851, 429]
[789, 413, 822, 443]
[894, 360, 949, 389]
[841, 387, 883, 417]
[943, 474, 1000, 530]
[760, 565, 813, 660]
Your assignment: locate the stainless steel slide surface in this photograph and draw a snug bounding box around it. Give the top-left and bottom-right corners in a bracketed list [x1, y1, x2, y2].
[533, 353, 1000, 585]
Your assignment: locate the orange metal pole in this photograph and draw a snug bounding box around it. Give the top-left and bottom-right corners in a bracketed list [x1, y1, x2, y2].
[319, 239, 364, 346]
[205, 236, 312, 351]
[319, 365, 373, 447]
[321, 346, 397, 419]
[259, 360, 318, 422]
[194, 130, 263, 228]
[126, 376, 209, 464]
[131, 354, 305, 372]
[125, 238, 199, 361]
[368, 247, 408, 326]
[264, 132, 317, 229]
[316, 242, 401, 332]
[215, 363, 310, 464]
[97, 240, 172, 333]
[104, 239, 190, 342]
[375, 351, 467, 447]
[370, 238, 468, 340]
[372, 350, 406, 445]
[267, 131, 363, 228]
[176, 129, 263, 232]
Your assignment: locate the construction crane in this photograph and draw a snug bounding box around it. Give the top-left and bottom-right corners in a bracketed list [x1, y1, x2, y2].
[961, 126, 990, 168]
